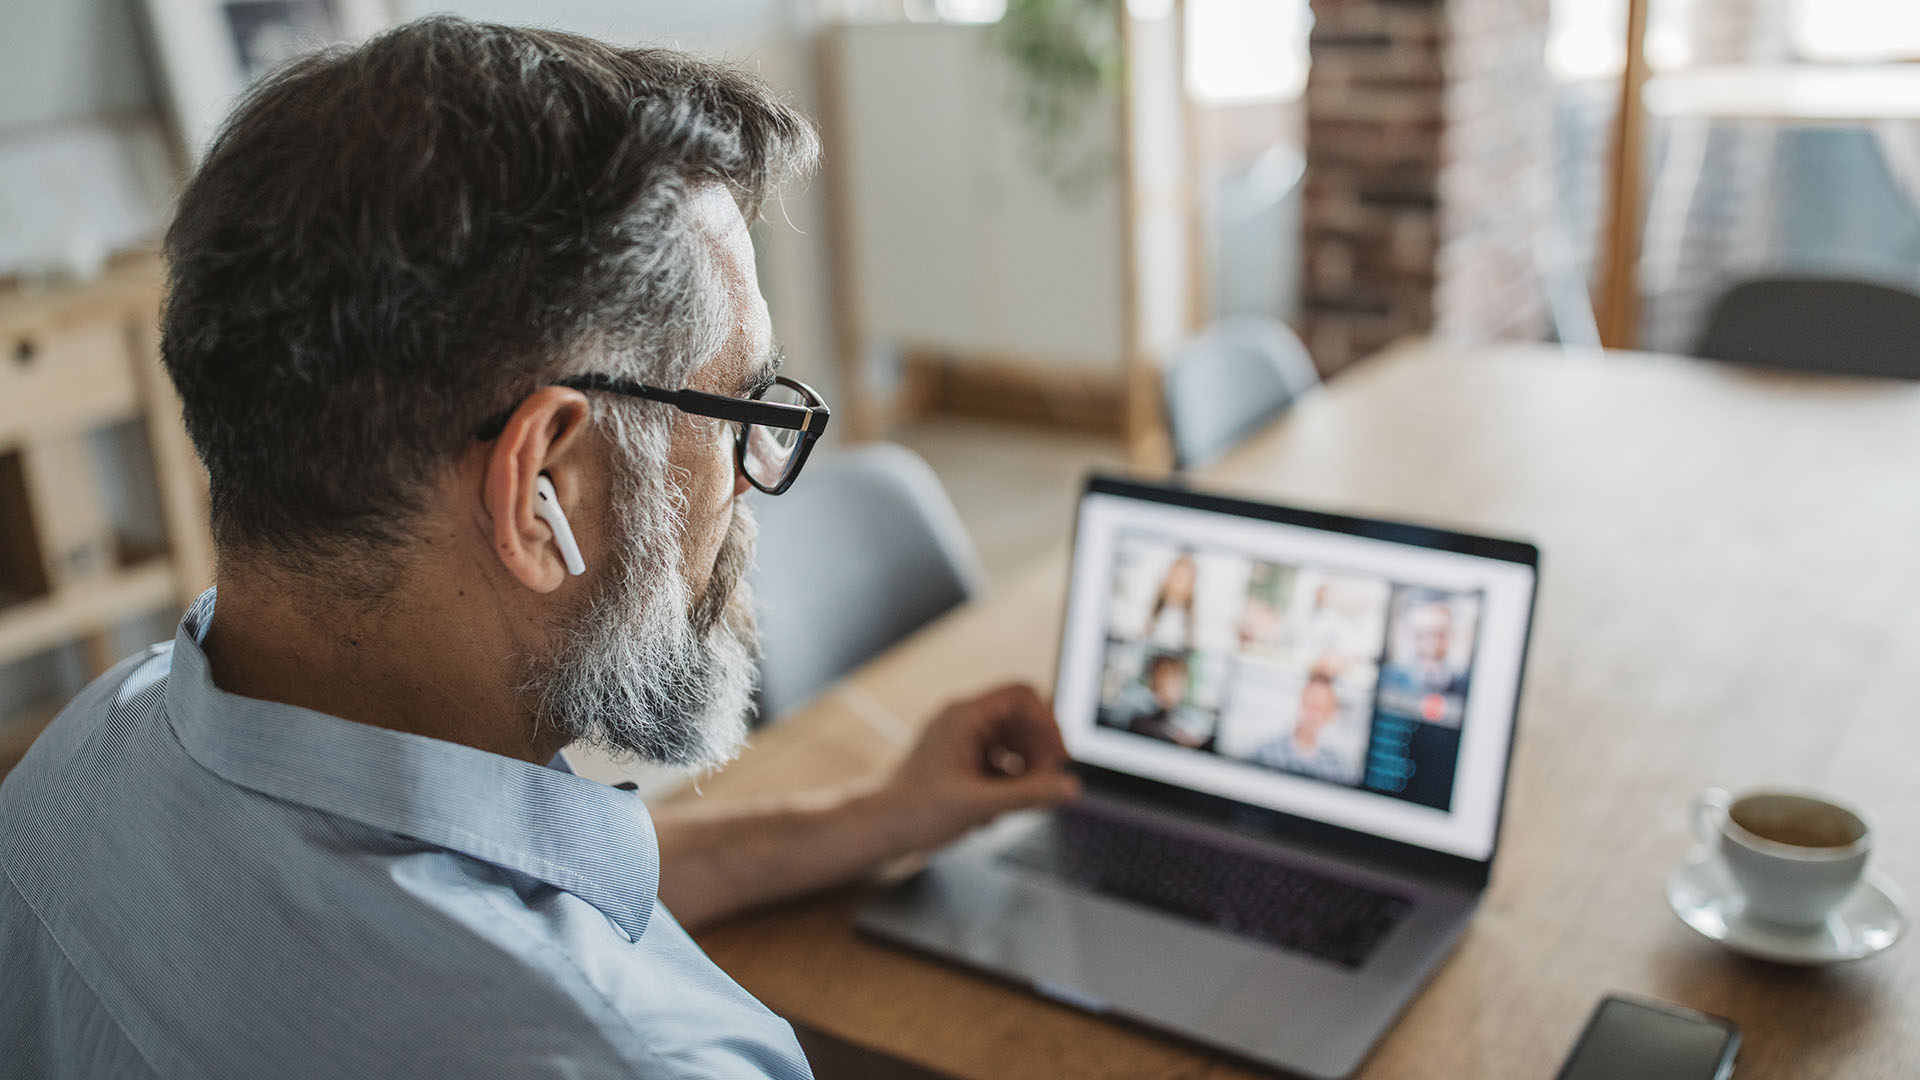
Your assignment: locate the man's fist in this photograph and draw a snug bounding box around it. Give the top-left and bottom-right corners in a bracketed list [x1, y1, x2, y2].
[872, 683, 1082, 852]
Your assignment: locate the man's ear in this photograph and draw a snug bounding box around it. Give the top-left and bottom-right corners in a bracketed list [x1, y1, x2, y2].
[481, 386, 594, 593]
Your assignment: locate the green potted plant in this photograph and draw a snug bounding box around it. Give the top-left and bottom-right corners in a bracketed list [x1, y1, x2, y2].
[994, 0, 1122, 200]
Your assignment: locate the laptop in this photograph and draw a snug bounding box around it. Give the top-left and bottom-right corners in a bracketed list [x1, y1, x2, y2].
[857, 476, 1540, 1079]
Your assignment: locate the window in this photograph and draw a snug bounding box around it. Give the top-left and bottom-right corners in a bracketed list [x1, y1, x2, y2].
[1186, 0, 1311, 104]
[1547, 0, 1696, 82]
[1793, 0, 1920, 63]
[1549, 0, 1920, 79]
[932, 0, 1006, 23]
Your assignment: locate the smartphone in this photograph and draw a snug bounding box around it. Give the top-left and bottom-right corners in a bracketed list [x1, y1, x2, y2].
[1553, 995, 1740, 1080]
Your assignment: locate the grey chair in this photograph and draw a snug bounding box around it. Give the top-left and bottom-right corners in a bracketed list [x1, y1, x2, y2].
[1694, 276, 1920, 380]
[1162, 316, 1321, 470]
[748, 442, 985, 722]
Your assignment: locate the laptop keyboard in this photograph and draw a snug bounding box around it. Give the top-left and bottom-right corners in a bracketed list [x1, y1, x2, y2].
[999, 810, 1414, 969]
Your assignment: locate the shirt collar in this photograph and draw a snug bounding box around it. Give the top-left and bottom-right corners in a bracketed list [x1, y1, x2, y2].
[164, 590, 659, 942]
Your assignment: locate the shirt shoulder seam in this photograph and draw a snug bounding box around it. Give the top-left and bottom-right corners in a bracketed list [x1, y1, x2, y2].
[451, 865, 691, 1078]
[0, 866, 176, 1079]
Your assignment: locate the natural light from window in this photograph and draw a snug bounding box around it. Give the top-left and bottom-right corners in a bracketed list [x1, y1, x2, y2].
[1793, 0, 1920, 62]
[1550, 0, 1920, 80]
[1186, 0, 1311, 104]
[933, 0, 1006, 23]
[930, 0, 1315, 103]
[1547, 0, 1693, 80]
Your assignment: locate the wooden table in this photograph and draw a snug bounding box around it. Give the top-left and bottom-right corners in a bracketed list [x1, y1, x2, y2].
[676, 340, 1920, 1078]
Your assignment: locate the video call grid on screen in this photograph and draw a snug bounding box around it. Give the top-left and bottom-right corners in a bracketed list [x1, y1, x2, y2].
[1088, 525, 1486, 805]
[1056, 491, 1536, 862]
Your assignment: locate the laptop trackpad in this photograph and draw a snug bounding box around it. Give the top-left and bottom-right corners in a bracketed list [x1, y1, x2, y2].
[859, 830, 1259, 1029]
[1036, 885, 1262, 1027]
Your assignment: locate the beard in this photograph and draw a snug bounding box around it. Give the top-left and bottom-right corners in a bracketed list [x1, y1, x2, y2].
[523, 454, 761, 769]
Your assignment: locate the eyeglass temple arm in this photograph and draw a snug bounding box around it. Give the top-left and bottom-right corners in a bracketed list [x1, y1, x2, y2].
[474, 375, 830, 440]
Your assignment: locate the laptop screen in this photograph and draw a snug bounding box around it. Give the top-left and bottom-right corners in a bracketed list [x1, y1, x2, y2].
[1055, 481, 1538, 863]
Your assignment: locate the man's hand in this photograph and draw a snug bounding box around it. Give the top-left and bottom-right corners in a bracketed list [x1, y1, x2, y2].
[869, 683, 1083, 854]
[653, 683, 1080, 928]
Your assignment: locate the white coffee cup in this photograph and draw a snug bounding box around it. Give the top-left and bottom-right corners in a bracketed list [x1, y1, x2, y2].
[1692, 787, 1872, 928]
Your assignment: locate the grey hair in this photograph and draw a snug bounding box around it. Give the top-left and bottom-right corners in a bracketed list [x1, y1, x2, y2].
[159, 16, 818, 586]
[558, 187, 731, 530]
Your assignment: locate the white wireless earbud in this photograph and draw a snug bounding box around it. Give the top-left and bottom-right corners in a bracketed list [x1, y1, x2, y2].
[532, 474, 585, 577]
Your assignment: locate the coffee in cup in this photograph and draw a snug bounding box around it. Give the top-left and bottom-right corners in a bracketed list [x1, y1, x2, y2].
[1692, 787, 1872, 928]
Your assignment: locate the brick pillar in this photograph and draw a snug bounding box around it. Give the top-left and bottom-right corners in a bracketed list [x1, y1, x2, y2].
[1301, 0, 1445, 374]
[1302, 0, 1553, 375]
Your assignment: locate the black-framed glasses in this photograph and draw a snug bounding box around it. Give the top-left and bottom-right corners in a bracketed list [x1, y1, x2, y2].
[475, 373, 831, 495]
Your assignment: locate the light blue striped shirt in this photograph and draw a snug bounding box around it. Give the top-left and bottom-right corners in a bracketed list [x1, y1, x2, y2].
[1, 591, 811, 1079]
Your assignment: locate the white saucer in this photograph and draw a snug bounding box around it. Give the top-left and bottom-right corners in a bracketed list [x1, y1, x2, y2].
[1667, 847, 1908, 965]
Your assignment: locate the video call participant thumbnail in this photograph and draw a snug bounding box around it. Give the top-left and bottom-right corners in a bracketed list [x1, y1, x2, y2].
[1248, 669, 1355, 783]
[1100, 650, 1217, 750]
[1365, 589, 1482, 810]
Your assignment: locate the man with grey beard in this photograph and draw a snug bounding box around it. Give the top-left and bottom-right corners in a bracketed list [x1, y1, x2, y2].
[0, 19, 1079, 1080]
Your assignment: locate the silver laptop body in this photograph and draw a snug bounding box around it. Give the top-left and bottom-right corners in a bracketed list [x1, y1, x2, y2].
[859, 477, 1541, 1079]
